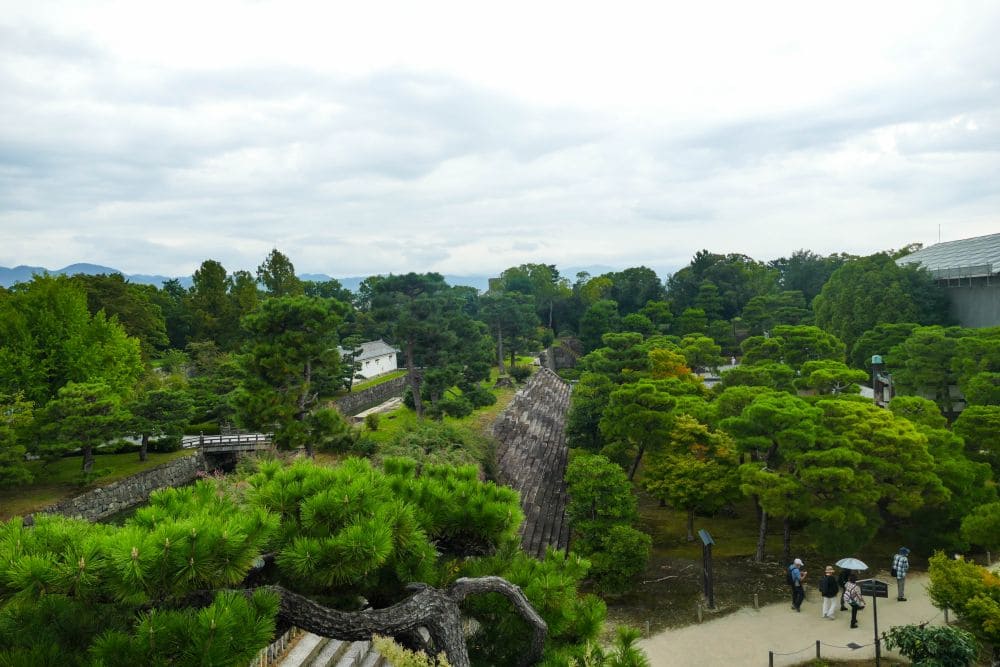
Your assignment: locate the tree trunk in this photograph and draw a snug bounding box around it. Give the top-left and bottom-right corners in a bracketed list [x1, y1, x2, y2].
[264, 577, 547, 667]
[405, 341, 424, 419]
[782, 517, 791, 564]
[497, 326, 506, 375]
[510, 347, 516, 371]
[82, 446, 94, 474]
[300, 359, 314, 458]
[686, 510, 695, 542]
[628, 444, 645, 481]
[548, 300, 553, 329]
[755, 506, 768, 563]
[140, 433, 149, 462]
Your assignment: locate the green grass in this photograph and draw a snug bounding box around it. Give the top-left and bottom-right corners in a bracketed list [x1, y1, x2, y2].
[360, 365, 526, 445]
[350, 369, 407, 392]
[0, 450, 194, 521]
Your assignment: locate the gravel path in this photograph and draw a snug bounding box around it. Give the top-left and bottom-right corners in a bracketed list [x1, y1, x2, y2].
[639, 572, 942, 666]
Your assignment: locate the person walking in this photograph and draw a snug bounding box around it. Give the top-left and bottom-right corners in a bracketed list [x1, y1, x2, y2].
[788, 558, 807, 612]
[892, 547, 910, 601]
[837, 568, 853, 611]
[819, 565, 839, 619]
[842, 573, 865, 628]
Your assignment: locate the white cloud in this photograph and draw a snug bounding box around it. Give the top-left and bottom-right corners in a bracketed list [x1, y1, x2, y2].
[0, 0, 998, 279]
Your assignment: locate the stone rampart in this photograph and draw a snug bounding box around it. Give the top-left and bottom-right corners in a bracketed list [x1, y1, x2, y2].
[334, 374, 408, 416]
[491, 368, 572, 558]
[44, 453, 206, 521]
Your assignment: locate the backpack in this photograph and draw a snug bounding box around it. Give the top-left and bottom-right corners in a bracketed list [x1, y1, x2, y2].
[786, 566, 794, 585]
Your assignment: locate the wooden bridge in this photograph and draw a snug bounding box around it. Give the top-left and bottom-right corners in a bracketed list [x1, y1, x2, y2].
[181, 432, 273, 454]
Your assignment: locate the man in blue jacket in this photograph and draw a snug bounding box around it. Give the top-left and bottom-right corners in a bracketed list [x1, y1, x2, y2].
[789, 558, 807, 611]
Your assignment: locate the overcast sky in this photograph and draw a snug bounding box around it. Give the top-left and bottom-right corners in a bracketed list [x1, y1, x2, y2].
[2, 1, 998, 280]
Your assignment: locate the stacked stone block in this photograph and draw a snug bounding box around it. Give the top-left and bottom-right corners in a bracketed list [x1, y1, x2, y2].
[491, 368, 572, 558]
[43, 453, 205, 522]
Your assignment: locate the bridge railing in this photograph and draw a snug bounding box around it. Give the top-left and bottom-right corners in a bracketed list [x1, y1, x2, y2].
[181, 433, 273, 450]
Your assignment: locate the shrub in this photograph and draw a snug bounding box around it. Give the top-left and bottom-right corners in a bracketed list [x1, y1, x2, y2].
[588, 525, 651, 594]
[539, 328, 555, 348]
[463, 385, 497, 408]
[883, 624, 978, 666]
[439, 397, 473, 419]
[558, 368, 581, 382]
[351, 437, 377, 457]
[148, 435, 182, 453]
[364, 413, 380, 431]
[509, 365, 532, 382]
[185, 421, 220, 436]
[377, 421, 487, 468]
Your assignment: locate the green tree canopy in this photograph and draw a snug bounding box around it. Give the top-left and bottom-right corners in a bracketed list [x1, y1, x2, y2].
[741, 290, 811, 336]
[73, 273, 168, 358]
[256, 248, 304, 297]
[642, 414, 740, 541]
[888, 325, 966, 414]
[768, 249, 849, 304]
[128, 385, 194, 461]
[666, 250, 779, 321]
[0, 275, 143, 405]
[0, 458, 595, 666]
[599, 379, 680, 479]
[952, 405, 1000, 478]
[236, 296, 346, 457]
[812, 252, 950, 352]
[794, 360, 867, 395]
[0, 392, 33, 487]
[40, 381, 131, 472]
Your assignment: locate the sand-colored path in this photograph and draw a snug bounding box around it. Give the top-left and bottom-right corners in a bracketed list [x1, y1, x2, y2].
[640, 572, 943, 666]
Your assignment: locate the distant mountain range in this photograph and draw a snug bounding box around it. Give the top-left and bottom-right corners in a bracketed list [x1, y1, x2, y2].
[0, 264, 495, 292]
[1, 263, 630, 292]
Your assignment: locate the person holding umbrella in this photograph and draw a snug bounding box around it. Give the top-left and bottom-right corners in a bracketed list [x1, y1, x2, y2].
[842, 572, 865, 628]
[835, 557, 867, 611]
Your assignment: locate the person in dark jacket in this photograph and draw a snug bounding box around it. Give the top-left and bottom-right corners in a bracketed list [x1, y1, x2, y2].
[837, 568, 853, 610]
[819, 565, 839, 619]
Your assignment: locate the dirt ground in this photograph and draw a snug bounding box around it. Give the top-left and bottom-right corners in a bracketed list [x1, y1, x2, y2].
[637, 571, 942, 666]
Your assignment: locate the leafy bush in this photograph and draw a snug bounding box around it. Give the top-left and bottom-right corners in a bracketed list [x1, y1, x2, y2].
[351, 437, 377, 457]
[184, 421, 220, 436]
[148, 435, 182, 453]
[463, 385, 497, 408]
[98, 439, 141, 454]
[364, 412, 380, 431]
[510, 365, 532, 382]
[439, 397, 473, 419]
[883, 624, 978, 666]
[558, 368, 581, 382]
[588, 525, 652, 594]
[377, 421, 487, 468]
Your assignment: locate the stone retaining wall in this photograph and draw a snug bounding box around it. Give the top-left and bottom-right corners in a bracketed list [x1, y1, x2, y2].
[334, 373, 408, 416]
[44, 453, 206, 521]
[540, 342, 581, 371]
[491, 368, 572, 558]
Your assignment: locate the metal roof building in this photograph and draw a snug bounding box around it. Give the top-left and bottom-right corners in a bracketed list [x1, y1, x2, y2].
[897, 232, 1000, 327]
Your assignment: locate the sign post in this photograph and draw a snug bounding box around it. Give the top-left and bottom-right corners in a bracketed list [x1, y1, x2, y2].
[698, 529, 715, 609]
[859, 578, 889, 665]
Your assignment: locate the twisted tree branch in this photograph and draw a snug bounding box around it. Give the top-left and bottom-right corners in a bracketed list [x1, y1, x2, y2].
[261, 576, 547, 667]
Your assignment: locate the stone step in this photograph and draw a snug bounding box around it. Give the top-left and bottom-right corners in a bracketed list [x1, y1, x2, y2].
[332, 640, 370, 667]
[278, 633, 327, 667]
[307, 637, 350, 666]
